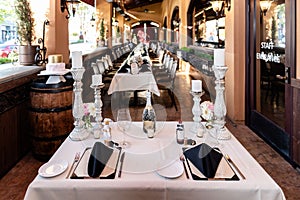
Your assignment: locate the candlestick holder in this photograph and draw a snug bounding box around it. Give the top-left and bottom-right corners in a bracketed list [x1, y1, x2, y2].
[190, 91, 205, 137]
[212, 65, 230, 140]
[69, 67, 89, 141]
[90, 83, 105, 138]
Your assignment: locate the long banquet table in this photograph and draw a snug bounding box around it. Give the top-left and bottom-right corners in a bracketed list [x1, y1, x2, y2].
[24, 122, 285, 200]
[107, 71, 160, 96]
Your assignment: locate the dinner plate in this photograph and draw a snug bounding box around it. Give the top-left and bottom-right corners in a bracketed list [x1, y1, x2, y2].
[38, 159, 68, 178]
[156, 160, 184, 179]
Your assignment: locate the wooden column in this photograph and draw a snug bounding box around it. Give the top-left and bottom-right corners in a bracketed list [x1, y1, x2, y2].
[291, 78, 300, 166]
[30, 0, 69, 64]
[96, 0, 112, 48]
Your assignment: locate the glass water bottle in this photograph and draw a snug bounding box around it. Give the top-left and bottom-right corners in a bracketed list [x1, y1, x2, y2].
[142, 91, 156, 138]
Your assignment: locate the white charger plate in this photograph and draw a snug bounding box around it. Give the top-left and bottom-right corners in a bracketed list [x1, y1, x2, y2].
[38, 159, 68, 178]
[156, 160, 184, 179]
[38, 69, 70, 76]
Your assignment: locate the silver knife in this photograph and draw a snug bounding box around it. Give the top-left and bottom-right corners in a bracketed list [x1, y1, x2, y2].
[224, 154, 246, 180]
[118, 152, 125, 178]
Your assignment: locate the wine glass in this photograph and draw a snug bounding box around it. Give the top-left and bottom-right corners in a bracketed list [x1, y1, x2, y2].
[117, 108, 132, 148]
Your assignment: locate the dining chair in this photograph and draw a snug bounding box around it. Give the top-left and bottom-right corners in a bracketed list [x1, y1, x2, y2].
[96, 59, 105, 74]
[111, 49, 125, 66]
[91, 62, 99, 75]
[156, 60, 178, 111]
[106, 54, 119, 70]
[154, 57, 174, 78]
[95, 59, 112, 95]
[152, 54, 170, 73]
[105, 54, 114, 67]
[152, 50, 165, 64]
[102, 57, 117, 78]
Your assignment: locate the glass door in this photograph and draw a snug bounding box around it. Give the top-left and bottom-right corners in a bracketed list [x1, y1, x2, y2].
[246, 0, 295, 159]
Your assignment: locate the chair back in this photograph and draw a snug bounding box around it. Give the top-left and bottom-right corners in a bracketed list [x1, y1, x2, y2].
[106, 54, 114, 67]
[157, 50, 165, 63]
[102, 57, 110, 71]
[166, 57, 174, 72]
[163, 54, 170, 66]
[170, 61, 178, 80]
[91, 62, 99, 74]
[96, 59, 105, 74]
[116, 48, 122, 58]
[111, 50, 117, 61]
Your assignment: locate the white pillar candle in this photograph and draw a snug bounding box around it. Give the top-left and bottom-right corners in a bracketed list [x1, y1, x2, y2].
[192, 80, 202, 92]
[92, 74, 102, 85]
[72, 51, 83, 68]
[144, 23, 147, 40]
[214, 49, 225, 66]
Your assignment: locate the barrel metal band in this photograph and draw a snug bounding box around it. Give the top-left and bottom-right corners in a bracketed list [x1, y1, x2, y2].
[29, 105, 72, 113]
[30, 86, 73, 93]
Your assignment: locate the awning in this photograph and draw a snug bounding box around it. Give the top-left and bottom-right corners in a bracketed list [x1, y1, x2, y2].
[81, 0, 94, 7]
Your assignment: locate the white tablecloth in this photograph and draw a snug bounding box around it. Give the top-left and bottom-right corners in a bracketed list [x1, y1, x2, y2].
[107, 72, 160, 96]
[24, 122, 285, 200]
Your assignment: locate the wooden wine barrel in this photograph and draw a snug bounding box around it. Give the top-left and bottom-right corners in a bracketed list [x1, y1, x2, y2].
[29, 76, 74, 161]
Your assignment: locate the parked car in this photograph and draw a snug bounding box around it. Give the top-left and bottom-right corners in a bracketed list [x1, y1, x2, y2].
[0, 44, 18, 58]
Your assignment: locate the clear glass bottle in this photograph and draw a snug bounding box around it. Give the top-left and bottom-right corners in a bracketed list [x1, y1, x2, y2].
[142, 91, 156, 138]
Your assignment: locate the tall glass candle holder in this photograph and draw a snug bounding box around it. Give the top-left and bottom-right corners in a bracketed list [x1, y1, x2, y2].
[69, 67, 89, 141]
[90, 82, 105, 138]
[190, 91, 205, 137]
[212, 65, 230, 140]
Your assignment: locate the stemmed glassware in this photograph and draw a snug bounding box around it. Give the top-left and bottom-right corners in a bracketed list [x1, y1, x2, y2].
[117, 108, 132, 148]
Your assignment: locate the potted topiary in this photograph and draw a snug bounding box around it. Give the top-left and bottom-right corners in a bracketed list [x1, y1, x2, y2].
[99, 19, 105, 46]
[15, 0, 37, 65]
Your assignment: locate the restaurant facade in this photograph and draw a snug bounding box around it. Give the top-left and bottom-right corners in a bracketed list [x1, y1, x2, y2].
[31, 0, 299, 167]
[1, 0, 300, 179]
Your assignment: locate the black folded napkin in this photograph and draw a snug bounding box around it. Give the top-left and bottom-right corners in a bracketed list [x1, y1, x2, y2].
[143, 59, 149, 64]
[183, 143, 222, 178]
[118, 63, 130, 73]
[88, 142, 114, 178]
[139, 64, 151, 72]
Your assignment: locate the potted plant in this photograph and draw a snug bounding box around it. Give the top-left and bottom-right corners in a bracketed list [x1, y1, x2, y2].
[98, 19, 105, 46]
[15, 0, 37, 65]
[116, 26, 121, 43]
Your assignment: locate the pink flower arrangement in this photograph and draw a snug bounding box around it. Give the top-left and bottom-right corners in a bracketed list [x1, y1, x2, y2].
[200, 101, 214, 121]
[83, 103, 96, 129]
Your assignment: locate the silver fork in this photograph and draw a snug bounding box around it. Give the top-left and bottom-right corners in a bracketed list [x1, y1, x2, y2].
[66, 152, 80, 179]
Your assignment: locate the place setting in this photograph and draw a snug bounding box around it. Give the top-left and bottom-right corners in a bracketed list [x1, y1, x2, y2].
[182, 143, 241, 181]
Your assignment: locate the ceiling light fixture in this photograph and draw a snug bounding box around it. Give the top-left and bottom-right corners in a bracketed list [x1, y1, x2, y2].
[61, 0, 81, 19]
[210, 0, 231, 15]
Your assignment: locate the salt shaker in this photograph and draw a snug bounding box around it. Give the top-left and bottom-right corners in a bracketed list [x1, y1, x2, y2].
[103, 120, 112, 143]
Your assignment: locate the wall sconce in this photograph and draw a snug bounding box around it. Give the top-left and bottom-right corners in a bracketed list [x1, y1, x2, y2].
[112, 19, 119, 27]
[172, 18, 181, 27]
[260, 0, 273, 16]
[61, 0, 81, 19]
[210, 0, 231, 14]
